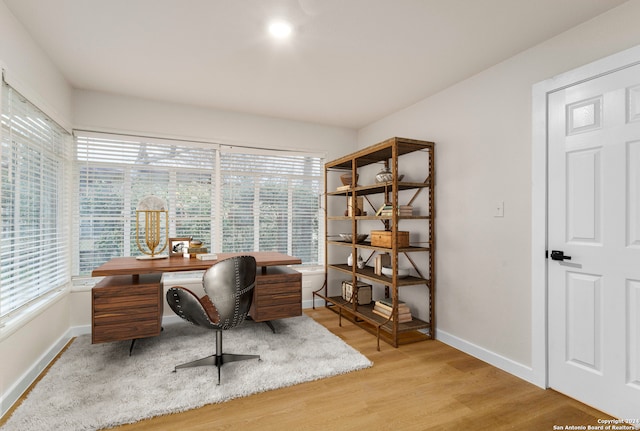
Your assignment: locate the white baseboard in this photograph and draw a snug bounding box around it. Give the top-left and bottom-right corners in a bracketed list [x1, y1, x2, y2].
[1, 329, 75, 419]
[303, 298, 325, 309]
[436, 328, 542, 388]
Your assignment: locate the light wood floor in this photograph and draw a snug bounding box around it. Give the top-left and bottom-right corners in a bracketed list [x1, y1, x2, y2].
[103, 307, 611, 431]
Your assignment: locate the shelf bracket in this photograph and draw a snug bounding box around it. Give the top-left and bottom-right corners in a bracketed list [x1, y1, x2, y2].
[403, 252, 425, 279]
[407, 175, 431, 206]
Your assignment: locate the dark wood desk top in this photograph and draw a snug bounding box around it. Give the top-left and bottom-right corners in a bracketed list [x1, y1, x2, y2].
[92, 252, 302, 276]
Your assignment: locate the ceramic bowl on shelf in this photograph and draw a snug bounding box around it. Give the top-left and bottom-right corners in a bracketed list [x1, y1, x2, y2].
[340, 173, 358, 186]
[339, 233, 368, 243]
[381, 266, 410, 278]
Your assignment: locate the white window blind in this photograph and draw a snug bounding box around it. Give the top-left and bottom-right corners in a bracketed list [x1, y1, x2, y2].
[0, 81, 71, 324]
[221, 149, 322, 265]
[74, 132, 322, 276]
[74, 133, 216, 275]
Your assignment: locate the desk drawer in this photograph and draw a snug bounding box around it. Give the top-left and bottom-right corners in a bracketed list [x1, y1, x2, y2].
[92, 320, 160, 344]
[92, 274, 162, 344]
[255, 303, 302, 321]
[93, 288, 160, 311]
[255, 284, 301, 306]
[252, 266, 301, 321]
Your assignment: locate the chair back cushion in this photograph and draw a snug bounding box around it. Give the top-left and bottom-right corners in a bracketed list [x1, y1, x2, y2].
[166, 287, 218, 327]
[202, 255, 257, 329]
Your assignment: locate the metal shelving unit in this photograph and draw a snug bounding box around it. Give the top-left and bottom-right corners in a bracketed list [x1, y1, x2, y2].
[314, 137, 435, 350]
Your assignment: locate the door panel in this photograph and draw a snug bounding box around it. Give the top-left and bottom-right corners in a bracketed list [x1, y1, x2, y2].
[548, 63, 640, 419]
[566, 148, 601, 243]
[565, 271, 602, 372]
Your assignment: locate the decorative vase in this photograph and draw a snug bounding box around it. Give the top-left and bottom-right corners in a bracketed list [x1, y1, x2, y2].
[375, 163, 393, 183]
[347, 253, 353, 266]
[356, 254, 365, 269]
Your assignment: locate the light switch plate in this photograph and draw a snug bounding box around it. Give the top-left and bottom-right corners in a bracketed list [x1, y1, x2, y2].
[495, 201, 504, 217]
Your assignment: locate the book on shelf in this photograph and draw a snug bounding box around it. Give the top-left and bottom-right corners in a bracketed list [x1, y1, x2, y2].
[377, 297, 403, 307]
[336, 184, 351, 191]
[377, 204, 413, 217]
[374, 300, 411, 315]
[398, 205, 413, 216]
[348, 196, 364, 216]
[375, 204, 392, 216]
[374, 253, 391, 275]
[372, 306, 412, 323]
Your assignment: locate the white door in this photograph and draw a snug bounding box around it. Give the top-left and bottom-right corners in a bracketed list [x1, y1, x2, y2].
[548, 62, 640, 419]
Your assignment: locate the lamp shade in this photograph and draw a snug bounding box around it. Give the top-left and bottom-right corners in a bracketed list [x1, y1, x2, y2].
[136, 195, 167, 211]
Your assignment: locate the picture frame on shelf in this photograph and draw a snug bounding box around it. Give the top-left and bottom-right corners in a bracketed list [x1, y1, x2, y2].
[169, 237, 190, 257]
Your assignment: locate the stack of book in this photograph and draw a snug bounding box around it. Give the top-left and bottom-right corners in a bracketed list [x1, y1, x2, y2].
[187, 246, 208, 258]
[398, 205, 413, 216]
[375, 204, 413, 217]
[372, 298, 412, 323]
[376, 204, 393, 216]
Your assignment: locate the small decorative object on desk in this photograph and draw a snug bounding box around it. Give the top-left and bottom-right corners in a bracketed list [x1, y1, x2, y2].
[135, 195, 169, 259]
[169, 237, 191, 257]
[187, 239, 207, 258]
[196, 253, 218, 261]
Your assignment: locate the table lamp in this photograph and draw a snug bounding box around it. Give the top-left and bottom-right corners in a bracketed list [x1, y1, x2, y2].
[135, 195, 169, 259]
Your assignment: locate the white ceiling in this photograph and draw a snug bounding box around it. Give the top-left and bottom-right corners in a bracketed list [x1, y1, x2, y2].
[3, 0, 628, 128]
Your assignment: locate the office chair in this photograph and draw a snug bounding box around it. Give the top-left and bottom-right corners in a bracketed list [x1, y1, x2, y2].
[166, 255, 260, 384]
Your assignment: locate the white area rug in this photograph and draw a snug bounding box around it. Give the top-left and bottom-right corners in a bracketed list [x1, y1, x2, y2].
[2, 315, 372, 431]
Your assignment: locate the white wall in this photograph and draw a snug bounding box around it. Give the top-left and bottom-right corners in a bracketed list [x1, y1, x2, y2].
[72, 89, 355, 162]
[0, 1, 71, 128]
[358, 0, 640, 383]
[0, 0, 74, 417]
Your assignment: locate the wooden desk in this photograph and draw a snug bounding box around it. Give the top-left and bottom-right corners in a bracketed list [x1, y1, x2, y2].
[91, 252, 302, 345]
[92, 252, 301, 276]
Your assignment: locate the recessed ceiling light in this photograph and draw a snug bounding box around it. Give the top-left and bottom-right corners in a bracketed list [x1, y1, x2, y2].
[268, 20, 293, 39]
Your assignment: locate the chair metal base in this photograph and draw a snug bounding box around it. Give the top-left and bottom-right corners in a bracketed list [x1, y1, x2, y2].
[173, 330, 260, 384]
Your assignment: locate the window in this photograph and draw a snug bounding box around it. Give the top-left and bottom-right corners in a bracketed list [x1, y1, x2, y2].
[221, 149, 322, 265]
[74, 132, 322, 276]
[74, 132, 216, 275]
[0, 81, 72, 326]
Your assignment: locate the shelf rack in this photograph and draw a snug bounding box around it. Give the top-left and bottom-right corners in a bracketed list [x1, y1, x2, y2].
[314, 137, 435, 350]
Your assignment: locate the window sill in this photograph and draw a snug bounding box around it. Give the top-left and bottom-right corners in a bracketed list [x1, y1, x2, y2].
[0, 287, 69, 341]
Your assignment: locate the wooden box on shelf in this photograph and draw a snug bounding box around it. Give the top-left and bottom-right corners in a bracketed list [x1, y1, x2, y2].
[371, 230, 409, 248]
[342, 280, 372, 305]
